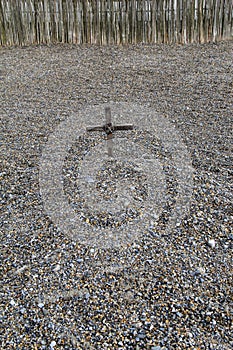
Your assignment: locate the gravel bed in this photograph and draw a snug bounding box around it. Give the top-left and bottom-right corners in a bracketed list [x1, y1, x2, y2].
[1, 41, 233, 349]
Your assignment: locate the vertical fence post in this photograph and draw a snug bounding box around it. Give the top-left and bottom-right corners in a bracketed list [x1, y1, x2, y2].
[213, 0, 219, 42]
[0, 0, 6, 45]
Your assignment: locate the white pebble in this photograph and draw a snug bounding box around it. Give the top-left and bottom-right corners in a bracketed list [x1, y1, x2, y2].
[208, 239, 216, 248]
[197, 267, 205, 275]
[53, 264, 60, 272]
[50, 340, 56, 349]
[15, 265, 28, 274]
[38, 303, 44, 308]
[10, 299, 16, 306]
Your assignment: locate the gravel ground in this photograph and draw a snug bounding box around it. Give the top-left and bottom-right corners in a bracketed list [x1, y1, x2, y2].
[1, 41, 233, 349]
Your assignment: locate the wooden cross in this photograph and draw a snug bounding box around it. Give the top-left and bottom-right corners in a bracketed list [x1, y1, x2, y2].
[86, 107, 133, 157]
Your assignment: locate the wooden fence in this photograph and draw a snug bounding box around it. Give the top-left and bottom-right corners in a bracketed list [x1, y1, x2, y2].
[0, 0, 232, 46]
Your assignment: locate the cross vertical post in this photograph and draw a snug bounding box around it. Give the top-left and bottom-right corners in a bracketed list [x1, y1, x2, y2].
[105, 107, 113, 157]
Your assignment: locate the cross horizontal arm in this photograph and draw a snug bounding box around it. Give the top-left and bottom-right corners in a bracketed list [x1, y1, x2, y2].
[113, 124, 134, 131]
[86, 125, 105, 132]
[86, 124, 133, 132]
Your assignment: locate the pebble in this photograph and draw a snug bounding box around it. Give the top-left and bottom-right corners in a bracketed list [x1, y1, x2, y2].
[208, 239, 216, 248]
[1, 42, 232, 349]
[53, 264, 60, 272]
[50, 341, 56, 349]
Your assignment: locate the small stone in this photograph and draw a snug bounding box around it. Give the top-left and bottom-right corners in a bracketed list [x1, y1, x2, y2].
[85, 176, 95, 183]
[38, 303, 44, 308]
[50, 340, 56, 349]
[10, 299, 16, 306]
[208, 239, 216, 248]
[15, 265, 28, 274]
[53, 264, 60, 272]
[197, 267, 205, 275]
[138, 333, 146, 339]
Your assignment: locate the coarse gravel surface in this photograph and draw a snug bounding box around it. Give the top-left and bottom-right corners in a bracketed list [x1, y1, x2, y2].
[1, 41, 233, 349]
